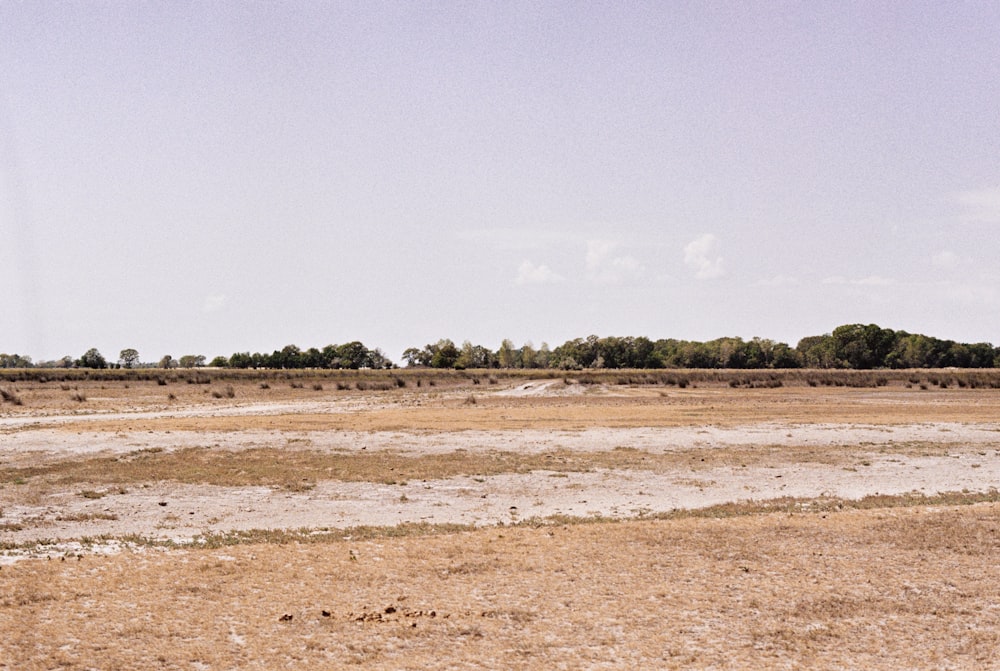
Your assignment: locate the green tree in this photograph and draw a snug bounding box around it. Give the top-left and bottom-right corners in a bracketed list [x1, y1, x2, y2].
[830, 324, 896, 369]
[431, 339, 459, 368]
[535, 342, 551, 368]
[770, 343, 802, 368]
[0, 353, 33, 368]
[521, 342, 536, 369]
[228, 352, 252, 368]
[178, 354, 206, 368]
[78, 348, 107, 369]
[336, 342, 369, 369]
[796, 335, 837, 368]
[119, 348, 140, 369]
[497, 339, 516, 368]
[402, 347, 428, 367]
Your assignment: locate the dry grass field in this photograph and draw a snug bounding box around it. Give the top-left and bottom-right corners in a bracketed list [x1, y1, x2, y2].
[2, 369, 1000, 669]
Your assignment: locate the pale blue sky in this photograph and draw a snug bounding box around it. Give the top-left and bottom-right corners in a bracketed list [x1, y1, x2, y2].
[2, 2, 999, 363]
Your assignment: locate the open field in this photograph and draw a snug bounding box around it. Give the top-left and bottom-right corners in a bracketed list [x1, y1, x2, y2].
[2, 369, 1000, 668]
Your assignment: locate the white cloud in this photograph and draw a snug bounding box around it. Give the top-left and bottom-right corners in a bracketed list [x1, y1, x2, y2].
[683, 234, 725, 279]
[755, 274, 799, 287]
[955, 187, 1000, 223]
[822, 275, 894, 287]
[585, 239, 644, 285]
[931, 250, 959, 269]
[458, 227, 576, 251]
[515, 260, 564, 285]
[202, 293, 227, 313]
[853, 275, 895, 286]
[585, 239, 615, 271]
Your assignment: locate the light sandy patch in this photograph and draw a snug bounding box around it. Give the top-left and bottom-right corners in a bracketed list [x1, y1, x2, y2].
[4, 422, 1000, 465]
[4, 449, 998, 549]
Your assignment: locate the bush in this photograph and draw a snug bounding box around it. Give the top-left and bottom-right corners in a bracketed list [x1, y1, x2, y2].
[0, 388, 23, 405]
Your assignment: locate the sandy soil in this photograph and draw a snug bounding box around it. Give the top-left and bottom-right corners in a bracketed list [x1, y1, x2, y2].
[3, 376, 1000, 669]
[4, 505, 1000, 669]
[3, 381, 999, 555]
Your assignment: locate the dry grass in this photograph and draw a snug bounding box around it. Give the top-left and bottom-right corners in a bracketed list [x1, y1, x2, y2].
[3, 504, 999, 669]
[5, 375, 1000, 668]
[10, 385, 996, 435]
[4, 369, 1000, 427]
[2, 442, 890, 492]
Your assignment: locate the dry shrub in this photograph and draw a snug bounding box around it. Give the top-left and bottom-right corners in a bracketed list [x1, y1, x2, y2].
[0, 388, 23, 405]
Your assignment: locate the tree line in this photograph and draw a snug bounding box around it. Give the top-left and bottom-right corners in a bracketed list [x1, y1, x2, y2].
[0, 342, 390, 370]
[400, 324, 999, 370]
[2, 324, 998, 371]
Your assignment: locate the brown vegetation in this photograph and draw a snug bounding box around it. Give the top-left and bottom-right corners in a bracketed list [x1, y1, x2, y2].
[3, 372, 1000, 668]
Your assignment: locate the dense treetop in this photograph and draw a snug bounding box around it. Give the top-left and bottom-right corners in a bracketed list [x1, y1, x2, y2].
[2, 324, 997, 370]
[401, 325, 998, 370]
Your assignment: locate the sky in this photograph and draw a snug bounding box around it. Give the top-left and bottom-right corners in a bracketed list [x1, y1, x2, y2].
[2, 1, 999, 365]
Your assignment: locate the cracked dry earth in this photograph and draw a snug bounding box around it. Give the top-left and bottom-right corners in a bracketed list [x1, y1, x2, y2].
[3, 377, 1000, 669]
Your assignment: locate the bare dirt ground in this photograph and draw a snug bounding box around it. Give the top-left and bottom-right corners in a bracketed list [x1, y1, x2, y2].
[2, 373, 1000, 668]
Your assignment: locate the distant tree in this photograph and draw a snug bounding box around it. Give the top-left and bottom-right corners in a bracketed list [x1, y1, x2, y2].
[0, 353, 33, 368]
[455, 341, 495, 369]
[301, 347, 324, 368]
[179, 354, 206, 368]
[228, 352, 252, 368]
[521, 342, 536, 369]
[265, 345, 300, 369]
[78, 348, 107, 369]
[208, 355, 229, 367]
[431, 339, 460, 368]
[336, 342, 369, 369]
[455, 341, 475, 369]
[536, 342, 552, 369]
[830, 324, 896, 369]
[796, 335, 837, 368]
[367, 348, 392, 369]
[497, 339, 516, 368]
[119, 348, 140, 369]
[320, 344, 340, 368]
[770, 342, 802, 368]
[403, 347, 433, 367]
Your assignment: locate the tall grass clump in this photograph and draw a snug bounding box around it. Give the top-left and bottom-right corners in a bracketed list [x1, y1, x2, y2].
[0, 388, 23, 405]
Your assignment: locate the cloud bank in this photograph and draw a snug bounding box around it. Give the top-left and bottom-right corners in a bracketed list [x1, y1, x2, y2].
[683, 234, 725, 279]
[515, 260, 564, 285]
